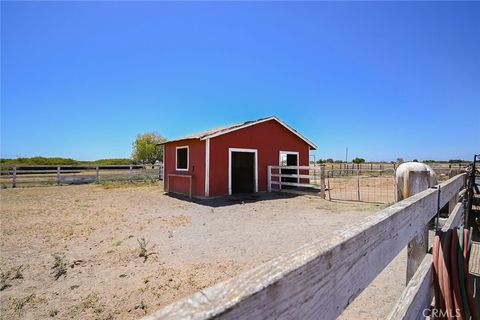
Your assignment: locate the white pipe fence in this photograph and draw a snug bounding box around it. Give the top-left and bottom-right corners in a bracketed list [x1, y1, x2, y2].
[267, 165, 395, 203]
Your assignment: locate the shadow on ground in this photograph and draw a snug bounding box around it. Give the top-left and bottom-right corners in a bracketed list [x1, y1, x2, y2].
[167, 191, 304, 208]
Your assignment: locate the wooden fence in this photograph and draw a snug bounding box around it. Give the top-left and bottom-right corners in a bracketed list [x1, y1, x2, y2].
[143, 174, 466, 320]
[0, 164, 164, 188]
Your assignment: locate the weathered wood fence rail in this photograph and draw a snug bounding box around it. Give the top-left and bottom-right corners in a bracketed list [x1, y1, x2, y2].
[143, 174, 466, 320]
[0, 164, 164, 187]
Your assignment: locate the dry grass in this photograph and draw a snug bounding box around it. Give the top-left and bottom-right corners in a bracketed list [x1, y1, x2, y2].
[51, 254, 67, 280]
[0, 183, 401, 319]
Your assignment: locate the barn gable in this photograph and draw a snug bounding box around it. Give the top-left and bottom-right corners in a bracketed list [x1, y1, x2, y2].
[163, 116, 317, 150]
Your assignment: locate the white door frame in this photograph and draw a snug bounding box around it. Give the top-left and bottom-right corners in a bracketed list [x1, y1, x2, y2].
[228, 148, 258, 195]
[279, 151, 299, 184]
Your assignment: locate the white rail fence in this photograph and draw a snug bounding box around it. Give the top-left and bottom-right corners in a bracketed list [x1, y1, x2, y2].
[0, 164, 164, 188]
[143, 174, 466, 320]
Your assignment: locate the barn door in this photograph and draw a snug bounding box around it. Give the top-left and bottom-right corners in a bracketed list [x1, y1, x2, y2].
[231, 151, 255, 194]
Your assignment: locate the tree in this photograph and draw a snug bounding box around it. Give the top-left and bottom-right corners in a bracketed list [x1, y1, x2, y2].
[325, 158, 334, 163]
[131, 132, 166, 166]
[352, 157, 365, 164]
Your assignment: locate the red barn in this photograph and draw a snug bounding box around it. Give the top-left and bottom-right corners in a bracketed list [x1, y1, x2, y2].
[161, 116, 317, 198]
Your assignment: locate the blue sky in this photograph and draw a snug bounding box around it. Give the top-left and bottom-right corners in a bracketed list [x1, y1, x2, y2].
[1, 2, 479, 161]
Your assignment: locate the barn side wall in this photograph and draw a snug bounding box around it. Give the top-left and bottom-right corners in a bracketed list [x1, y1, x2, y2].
[208, 120, 310, 197]
[164, 139, 205, 197]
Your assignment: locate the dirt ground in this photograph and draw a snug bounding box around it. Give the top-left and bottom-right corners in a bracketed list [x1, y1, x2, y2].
[0, 183, 405, 319]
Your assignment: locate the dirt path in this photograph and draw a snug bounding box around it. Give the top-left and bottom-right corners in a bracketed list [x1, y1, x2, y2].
[1, 183, 403, 319]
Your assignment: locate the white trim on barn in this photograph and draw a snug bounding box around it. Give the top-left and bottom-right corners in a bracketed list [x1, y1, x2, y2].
[228, 148, 258, 196]
[205, 138, 210, 197]
[175, 145, 189, 171]
[201, 116, 317, 150]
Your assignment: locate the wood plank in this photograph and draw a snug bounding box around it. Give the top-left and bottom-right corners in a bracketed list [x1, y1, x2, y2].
[320, 165, 326, 199]
[9, 180, 56, 184]
[387, 254, 433, 320]
[448, 192, 459, 214]
[269, 165, 318, 170]
[441, 202, 464, 231]
[270, 174, 311, 179]
[406, 171, 430, 284]
[270, 181, 319, 188]
[143, 174, 465, 320]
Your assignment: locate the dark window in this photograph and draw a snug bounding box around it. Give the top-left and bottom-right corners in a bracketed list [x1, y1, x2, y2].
[176, 147, 188, 170]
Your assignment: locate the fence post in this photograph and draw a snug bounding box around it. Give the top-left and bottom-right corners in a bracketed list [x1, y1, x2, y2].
[12, 165, 16, 188]
[320, 165, 325, 199]
[267, 166, 272, 192]
[96, 166, 99, 182]
[129, 165, 133, 182]
[57, 166, 61, 185]
[405, 171, 430, 284]
[357, 169, 360, 201]
[448, 192, 458, 214]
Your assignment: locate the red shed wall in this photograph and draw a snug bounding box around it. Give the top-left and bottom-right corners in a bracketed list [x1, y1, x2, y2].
[164, 139, 205, 197]
[208, 119, 310, 197]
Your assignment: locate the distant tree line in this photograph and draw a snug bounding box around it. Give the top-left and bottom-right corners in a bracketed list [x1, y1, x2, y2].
[0, 157, 134, 166]
[1, 132, 168, 167]
[424, 159, 469, 164]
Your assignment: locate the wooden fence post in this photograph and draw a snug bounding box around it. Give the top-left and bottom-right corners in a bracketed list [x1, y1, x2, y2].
[267, 166, 272, 192]
[12, 165, 16, 188]
[96, 166, 99, 182]
[357, 169, 361, 201]
[57, 166, 61, 185]
[189, 176, 192, 199]
[405, 170, 430, 284]
[320, 165, 325, 199]
[448, 192, 458, 214]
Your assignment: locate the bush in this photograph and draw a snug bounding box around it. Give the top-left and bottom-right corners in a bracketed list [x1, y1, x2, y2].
[352, 157, 366, 164]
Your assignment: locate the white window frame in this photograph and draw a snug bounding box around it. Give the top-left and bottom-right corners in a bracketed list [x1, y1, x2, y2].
[279, 151, 299, 185]
[175, 146, 189, 171]
[228, 148, 258, 195]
